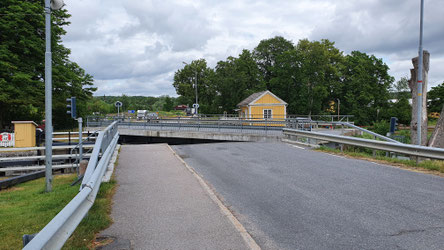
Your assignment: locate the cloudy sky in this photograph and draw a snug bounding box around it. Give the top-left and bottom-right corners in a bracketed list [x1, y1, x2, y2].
[62, 0, 444, 97]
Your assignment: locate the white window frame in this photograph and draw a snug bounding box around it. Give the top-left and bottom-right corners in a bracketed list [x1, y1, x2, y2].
[263, 109, 272, 119]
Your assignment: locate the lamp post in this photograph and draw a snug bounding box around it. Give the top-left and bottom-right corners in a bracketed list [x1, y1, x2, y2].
[416, 0, 425, 145]
[44, 0, 64, 192]
[182, 62, 198, 115]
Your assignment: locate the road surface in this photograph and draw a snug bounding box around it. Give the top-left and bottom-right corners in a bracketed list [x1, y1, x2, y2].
[173, 142, 444, 250]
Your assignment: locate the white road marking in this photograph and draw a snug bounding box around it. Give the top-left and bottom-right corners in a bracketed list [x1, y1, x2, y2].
[327, 153, 347, 159]
[291, 145, 305, 150]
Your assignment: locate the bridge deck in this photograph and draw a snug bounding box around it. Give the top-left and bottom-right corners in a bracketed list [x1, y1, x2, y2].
[101, 144, 250, 249]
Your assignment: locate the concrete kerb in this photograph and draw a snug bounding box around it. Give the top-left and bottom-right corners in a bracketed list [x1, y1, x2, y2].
[166, 144, 261, 250]
[102, 144, 121, 182]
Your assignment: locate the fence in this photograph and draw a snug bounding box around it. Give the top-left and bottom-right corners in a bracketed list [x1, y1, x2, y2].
[23, 122, 119, 249]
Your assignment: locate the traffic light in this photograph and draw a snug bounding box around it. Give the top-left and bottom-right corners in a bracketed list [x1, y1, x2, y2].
[66, 97, 76, 119]
[389, 117, 398, 134]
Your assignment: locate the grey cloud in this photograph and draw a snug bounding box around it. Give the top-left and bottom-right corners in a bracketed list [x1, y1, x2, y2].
[310, 0, 444, 56]
[122, 1, 216, 52]
[60, 0, 444, 97]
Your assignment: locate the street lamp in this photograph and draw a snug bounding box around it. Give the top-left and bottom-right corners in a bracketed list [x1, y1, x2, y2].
[182, 62, 198, 116]
[44, 0, 64, 192]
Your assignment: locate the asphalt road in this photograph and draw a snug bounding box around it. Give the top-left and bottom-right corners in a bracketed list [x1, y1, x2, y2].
[101, 144, 249, 250]
[173, 142, 444, 250]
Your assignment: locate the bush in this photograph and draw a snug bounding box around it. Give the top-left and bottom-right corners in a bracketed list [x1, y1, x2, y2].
[372, 120, 390, 136]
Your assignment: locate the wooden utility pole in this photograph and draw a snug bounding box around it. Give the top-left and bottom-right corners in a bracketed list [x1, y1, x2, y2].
[408, 50, 429, 146]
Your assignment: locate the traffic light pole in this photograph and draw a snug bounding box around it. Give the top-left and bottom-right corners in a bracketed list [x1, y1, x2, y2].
[44, 0, 53, 192]
[78, 117, 83, 165]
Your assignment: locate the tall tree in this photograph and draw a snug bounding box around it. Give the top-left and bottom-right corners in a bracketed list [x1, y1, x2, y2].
[253, 36, 294, 90]
[294, 39, 343, 117]
[173, 59, 215, 113]
[213, 50, 265, 113]
[0, 0, 96, 129]
[340, 51, 394, 125]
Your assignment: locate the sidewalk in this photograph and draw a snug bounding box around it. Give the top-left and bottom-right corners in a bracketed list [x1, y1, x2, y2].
[99, 144, 252, 250]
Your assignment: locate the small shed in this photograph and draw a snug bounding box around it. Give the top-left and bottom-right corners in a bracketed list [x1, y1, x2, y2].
[12, 121, 37, 148]
[237, 90, 287, 120]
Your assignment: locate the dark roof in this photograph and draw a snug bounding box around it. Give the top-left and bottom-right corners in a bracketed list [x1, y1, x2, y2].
[237, 91, 267, 106]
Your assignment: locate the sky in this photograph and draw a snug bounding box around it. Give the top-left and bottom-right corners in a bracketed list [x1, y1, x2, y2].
[62, 0, 444, 97]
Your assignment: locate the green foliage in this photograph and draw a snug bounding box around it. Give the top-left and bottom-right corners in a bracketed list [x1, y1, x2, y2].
[253, 36, 294, 89]
[371, 120, 390, 136]
[173, 59, 216, 113]
[89, 95, 183, 114]
[387, 77, 411, 125]
[339, 51, 394, 125]
[212, 50, 266, 113]
[428, 82, 444, 113]
[0, 0, 96, 129]
[0, 174, 116, 249]
[317, 146, 444, 173]
[171, 36, 398, 125]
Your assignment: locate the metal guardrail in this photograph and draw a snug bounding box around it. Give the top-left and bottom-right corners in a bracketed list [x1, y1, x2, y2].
[333, 122, 401, 144]
[23, 122, 119, 249]
[283, 128, 444, 160]
[88, 117, 285, 136]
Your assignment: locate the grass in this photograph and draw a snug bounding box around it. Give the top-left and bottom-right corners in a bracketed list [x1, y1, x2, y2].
[317, 146, 444, 174]
[0, 174, 117, 250]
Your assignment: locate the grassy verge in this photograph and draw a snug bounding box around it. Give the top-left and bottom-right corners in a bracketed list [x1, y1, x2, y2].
[0, 174, 116, 250]
[316, 146, 444, 175]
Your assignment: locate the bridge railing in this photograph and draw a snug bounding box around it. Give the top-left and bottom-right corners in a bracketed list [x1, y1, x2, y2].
[23, 122, 119, 249]
[88, 116, 290, 135]
[283, 128, 444, 160]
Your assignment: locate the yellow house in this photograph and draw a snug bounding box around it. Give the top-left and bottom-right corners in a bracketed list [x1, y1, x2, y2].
[237, 90, 287, 120]
[12, 121, 37, 148]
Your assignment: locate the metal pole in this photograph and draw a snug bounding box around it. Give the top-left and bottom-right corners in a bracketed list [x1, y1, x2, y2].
[78, 117, 83, 163]
[44, 0, 53, 192]
[195, 71, 198, 115]
[417, 0, 424, 145]
[337, 98, 340, 121]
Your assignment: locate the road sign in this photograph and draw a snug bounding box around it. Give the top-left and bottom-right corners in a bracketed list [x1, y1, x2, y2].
[128, 110, 135, 114]
[115, 101, 122, 108]
[193, 103, 199, 108]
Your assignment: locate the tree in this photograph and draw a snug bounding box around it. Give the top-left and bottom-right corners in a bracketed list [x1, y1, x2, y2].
[389, 77, 411, 125]
[428, 82, 444, 113]
[0, 0, 96, 129]
[173, 59, 216, 113]
[294, 39, 343, 117]
[253, 36, 294, 89]
[213, 50, 266, 113]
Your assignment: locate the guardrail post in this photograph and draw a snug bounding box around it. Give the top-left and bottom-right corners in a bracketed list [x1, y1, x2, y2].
[372, 136, 376, 157]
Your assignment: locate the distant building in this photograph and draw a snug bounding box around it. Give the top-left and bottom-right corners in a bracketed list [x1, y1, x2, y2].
[237, 90, 287, 120]
[174, 105, 188, 111]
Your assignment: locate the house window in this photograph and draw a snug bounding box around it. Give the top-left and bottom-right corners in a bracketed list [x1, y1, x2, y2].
[263, 109, 272, 119]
